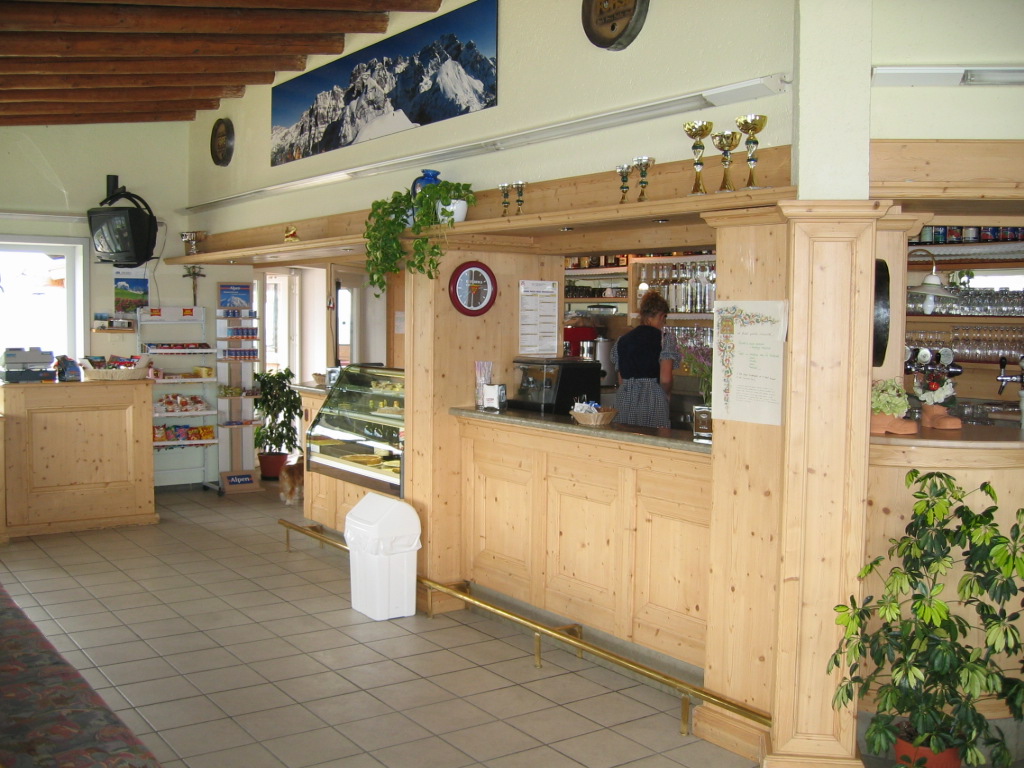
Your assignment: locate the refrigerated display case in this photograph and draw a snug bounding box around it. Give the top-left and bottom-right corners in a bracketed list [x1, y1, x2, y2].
[306, 364, 404, 497]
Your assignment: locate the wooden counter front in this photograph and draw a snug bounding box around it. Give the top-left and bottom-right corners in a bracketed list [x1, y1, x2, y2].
[0, 381, 156, 543]
[454, 407, 712, 666]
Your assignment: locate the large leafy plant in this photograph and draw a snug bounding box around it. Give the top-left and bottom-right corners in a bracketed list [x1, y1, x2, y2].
[828, 470, 1024, 767]
[254, 368, 303, 454]
[363, 180, 476, 295]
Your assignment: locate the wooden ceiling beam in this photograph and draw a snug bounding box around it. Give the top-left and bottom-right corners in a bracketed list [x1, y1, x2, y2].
[0, 55, 306, 75]
[0, 85, 245, 102]
[0, 32, 346, 57]
[0, 110, 198, 126]
[12, 0, 441, 11]
[0, 3, 388, 36]
[0, 98, 220, 115]
[0, 72, 272, 89]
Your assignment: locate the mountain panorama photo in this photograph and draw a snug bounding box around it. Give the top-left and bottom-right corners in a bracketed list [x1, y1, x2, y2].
[271, 32, 498, 166]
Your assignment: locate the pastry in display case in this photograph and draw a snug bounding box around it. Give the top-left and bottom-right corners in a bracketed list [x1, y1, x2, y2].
[306, 364, 405, 496]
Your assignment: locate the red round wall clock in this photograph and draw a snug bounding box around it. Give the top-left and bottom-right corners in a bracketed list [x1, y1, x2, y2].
[449, 261, 497, 316]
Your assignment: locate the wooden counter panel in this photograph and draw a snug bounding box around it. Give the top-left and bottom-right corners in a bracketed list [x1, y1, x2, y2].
[457, 414, 711, 663]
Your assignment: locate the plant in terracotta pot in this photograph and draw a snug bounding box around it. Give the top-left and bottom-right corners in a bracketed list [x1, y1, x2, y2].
[870, 377, 918, 436]
[913, 368, 962, 430]
[254, 368, 303, 480]
[828, 469, 1024, 767]
[363, 179, 476, 295]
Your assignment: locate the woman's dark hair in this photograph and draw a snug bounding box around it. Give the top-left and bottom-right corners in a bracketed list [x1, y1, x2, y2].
[639, 289, 669, 319]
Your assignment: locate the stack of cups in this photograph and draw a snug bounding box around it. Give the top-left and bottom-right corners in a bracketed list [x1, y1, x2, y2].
[475, 361, 492, 410]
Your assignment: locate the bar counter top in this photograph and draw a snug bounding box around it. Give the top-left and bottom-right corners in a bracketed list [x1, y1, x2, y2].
[291, 382, 329, 396]
[872, 422, 1024, 449]
[450, 406, 711, 454]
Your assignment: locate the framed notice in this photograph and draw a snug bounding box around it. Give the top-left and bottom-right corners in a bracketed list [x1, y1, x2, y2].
[218, 283, 252, 309]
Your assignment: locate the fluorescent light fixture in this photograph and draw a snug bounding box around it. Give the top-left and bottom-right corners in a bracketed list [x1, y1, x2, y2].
[872, 66, 1024, 87]
[186, 73, 789, 214]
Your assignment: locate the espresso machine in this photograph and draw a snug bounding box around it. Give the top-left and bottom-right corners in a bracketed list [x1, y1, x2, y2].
[509, 356, 602, 413]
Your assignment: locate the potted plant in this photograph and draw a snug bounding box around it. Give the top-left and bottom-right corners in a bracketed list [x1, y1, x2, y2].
[254, 367, 303, 480]
[870, 377, 918, 436]
[828, 469, 1024, 767]
[363, 179, 476, 294]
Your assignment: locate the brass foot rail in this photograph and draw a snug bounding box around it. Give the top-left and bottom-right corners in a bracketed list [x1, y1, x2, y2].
[278, 519, 771, 735]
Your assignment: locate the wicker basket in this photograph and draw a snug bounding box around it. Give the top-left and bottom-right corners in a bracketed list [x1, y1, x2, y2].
[570, 408, 617, 427]
[81, 354, 151, 381]
[311, 373, 326, 387]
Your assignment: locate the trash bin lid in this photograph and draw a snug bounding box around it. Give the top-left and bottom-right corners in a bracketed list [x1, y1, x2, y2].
[344, 492, 422, 555]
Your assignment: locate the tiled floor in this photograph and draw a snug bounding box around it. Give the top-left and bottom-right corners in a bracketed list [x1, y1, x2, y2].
[0, 487, 761, 768]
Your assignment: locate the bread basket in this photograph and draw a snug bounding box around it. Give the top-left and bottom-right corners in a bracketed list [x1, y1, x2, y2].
[81, 354, 151, 381]
[570, 408, 617, 427]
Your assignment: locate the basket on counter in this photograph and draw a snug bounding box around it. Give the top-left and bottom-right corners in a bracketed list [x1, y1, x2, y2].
[81, 355, 151, 381]
[311, 372, 326, 386]
[570, 408, 617, 427]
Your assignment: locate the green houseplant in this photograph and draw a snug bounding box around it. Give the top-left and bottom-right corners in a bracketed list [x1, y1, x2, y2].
[254, 367, 303, 479]
[828, 470, 1024, 767]
[363, 179, 476, 294]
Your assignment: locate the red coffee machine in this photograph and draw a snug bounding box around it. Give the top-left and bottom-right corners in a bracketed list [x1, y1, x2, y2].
[563, 326, 598, 357]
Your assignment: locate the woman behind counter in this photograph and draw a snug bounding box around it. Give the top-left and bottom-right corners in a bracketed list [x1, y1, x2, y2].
[611, 290, 681, 428]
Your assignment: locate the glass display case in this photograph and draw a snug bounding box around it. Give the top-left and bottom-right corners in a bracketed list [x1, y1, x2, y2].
[306, 365, 404, 496]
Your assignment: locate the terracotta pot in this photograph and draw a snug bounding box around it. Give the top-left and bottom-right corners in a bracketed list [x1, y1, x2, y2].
[894, 737, 961, 768]
[258, 452, 289, 480]
[870, 412, 919, 436]
[921, 403, 962, 430]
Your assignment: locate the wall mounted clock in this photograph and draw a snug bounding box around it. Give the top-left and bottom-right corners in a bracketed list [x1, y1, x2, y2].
[449, 261, 497, 316]
[210, 118, 234, 167]
[581, 0, 649, 51]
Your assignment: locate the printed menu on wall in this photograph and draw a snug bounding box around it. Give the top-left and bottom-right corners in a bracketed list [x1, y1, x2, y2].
[711, 300, 788, 426]
[518, 280, 559, 355]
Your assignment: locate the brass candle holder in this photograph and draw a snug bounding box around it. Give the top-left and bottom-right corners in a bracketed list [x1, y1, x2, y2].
[615, 164, 633, 204]
[711, 131, 742, 192]
[498, 183, 511, 217]
[735, 114, 768, 189]
[683, 121, 713, 195]
[632, 156, 654, 202]
[512, 181, 527, 215]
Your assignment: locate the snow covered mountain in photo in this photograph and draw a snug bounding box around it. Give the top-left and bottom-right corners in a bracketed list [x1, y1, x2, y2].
[271, 33, 497, 166]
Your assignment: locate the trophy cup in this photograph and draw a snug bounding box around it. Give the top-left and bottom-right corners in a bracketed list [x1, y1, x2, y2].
[498, 183, 511, 217]
[179, 231, 207, 256]
[512, 181, 527, 215]
[632, 156, 654, 202]
[615, 164, 633, 204]
[735, 114, 768, 189]
[683, 121, 713, 195]
[711, 131, 742, 192]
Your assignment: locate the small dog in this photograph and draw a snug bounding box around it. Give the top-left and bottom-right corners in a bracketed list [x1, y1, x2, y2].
[279, 459, 304, 505]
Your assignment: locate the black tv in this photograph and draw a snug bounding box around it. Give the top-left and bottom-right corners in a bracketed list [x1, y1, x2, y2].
[88, 205, 157, 268]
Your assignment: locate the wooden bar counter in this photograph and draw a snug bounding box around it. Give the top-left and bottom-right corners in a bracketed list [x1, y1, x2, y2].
[0, 380, 156, 543]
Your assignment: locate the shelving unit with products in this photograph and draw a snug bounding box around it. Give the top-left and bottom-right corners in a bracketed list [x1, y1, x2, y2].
[563, 265, 629, 312]
[215, 308, 262, 494]
[627, 251, 717, 321]
[137, 307, 219, 488]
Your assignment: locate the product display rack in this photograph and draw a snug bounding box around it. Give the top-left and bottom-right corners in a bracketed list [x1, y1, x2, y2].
[137, 307, 219, 489]
[215, 308, 262, 494]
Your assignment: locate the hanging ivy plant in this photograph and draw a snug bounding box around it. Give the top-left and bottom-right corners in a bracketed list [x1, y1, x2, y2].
[363, 180, 476, 295]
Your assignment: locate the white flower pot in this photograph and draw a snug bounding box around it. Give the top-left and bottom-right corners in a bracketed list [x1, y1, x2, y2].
[436, 199, 469, 224]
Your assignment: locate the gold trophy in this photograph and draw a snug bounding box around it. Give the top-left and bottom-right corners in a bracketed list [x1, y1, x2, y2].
[512, 181, 527, 215]
[615, 164, 633, 204]
[735, 114, 768, 189]
[632, 156, 654, 202]
[683, 121, 713, 195]
[498, 183, 511, 217]
[711, 131, 742, 192]
[179, 231, 206, 256]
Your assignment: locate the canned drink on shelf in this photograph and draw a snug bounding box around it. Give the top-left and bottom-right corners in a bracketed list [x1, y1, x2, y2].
[917, 225, 934, 244]
[946, 225, 963, 243]
[981, 226, 1000, 242]
[963, 226, 980, 243]
[1002, 226, 1021, 241]
[932, 225, 947, 244]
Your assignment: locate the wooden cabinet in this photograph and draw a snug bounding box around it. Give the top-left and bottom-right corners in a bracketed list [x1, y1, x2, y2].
[0, 381, 157, 543]
[456, 413, 711, 667]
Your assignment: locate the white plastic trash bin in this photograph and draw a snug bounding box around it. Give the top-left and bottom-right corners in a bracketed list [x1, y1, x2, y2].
[344, 492, 422, 621]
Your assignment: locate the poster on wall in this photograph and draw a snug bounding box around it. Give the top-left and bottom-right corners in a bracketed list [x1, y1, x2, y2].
[112, 266, 149, 315]
[270, 0, 498, 166]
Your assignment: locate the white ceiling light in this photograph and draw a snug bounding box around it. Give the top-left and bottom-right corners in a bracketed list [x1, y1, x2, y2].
[872, 66, 1024, 87]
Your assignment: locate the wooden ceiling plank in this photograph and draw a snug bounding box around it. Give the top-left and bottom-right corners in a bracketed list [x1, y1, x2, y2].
[0, 3, 388, 35]
[0, 111, 198, 126]
[0, 72, 272, 88]
[12, 0, 442, 11]
[0, 32, 347, 57]
[0, 98, 220, 115]
[0, 55, 306, 74]
[0, 85, 245, 101]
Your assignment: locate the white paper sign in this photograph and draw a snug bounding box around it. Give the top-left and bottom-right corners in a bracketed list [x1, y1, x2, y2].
[711, 300, 788, 426]
[518, 280, 559, 355]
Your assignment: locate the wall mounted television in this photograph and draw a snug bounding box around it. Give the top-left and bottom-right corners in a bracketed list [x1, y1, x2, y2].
[88, 206, 157, 268]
